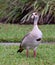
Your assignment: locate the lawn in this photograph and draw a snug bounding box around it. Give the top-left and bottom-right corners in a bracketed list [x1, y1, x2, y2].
[0, 24, 55, 42]
[0, 44, 55, 65]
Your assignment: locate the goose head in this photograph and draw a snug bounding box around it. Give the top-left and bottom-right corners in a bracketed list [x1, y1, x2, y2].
[31, 12, 39, 25]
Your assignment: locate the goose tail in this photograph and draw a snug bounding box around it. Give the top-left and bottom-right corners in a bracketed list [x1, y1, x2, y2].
[17, 44, 24, 53]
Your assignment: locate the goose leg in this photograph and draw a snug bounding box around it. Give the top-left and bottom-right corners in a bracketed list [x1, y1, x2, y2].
[33, 47, 37, 58]
[26, 47, 29, 57]
[34, 50, 36, 58]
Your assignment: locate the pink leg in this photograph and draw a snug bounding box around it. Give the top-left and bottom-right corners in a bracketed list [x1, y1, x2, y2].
[34, 50, 36, 58]
[26, 48, 29, 57]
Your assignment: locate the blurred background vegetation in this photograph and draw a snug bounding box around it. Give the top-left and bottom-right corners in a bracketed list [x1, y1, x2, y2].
[0, 0, 55, 24]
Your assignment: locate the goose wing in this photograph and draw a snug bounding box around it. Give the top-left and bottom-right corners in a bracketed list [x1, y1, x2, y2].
[21, 33, 30, 42]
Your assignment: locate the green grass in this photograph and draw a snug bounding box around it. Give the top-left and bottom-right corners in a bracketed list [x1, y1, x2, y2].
[0, 24, 55, 42]
[0, 44, 55, 65]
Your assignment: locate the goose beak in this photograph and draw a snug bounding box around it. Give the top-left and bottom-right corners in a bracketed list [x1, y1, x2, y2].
[31, 13, 35, 19]
[31, 15, 34, 19]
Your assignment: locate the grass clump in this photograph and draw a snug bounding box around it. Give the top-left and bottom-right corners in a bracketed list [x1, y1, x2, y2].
[0, 44, 55, 65]
[0, 24, 55, 42]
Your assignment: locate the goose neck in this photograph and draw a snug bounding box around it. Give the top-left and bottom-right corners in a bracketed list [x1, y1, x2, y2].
[34, 18, 39, 25]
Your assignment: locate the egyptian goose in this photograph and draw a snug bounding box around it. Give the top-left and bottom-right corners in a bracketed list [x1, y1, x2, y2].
[17, 12, 42, 58]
